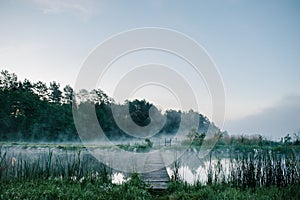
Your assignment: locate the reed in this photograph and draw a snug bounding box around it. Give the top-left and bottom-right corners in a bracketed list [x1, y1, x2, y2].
[203, 148, 300, 188]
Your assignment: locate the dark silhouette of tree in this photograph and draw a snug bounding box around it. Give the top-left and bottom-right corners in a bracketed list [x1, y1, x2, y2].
[0, 70, 222, 142]
[49, 81, 62, 103]
[91, 89, 112, 105]
[63, 85, 73, 104]
[162, 110, 181, 133]
[0, 70, 18, 89]
[34, 81, 48, 100]
[128, 99, 152, 127]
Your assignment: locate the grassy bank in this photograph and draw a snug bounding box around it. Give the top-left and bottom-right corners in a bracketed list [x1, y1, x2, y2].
[1, 144, 300, 199]
[1, 177, 300, 200]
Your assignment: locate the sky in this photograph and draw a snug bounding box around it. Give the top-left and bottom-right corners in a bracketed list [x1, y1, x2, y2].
[0, 0, 299, 139]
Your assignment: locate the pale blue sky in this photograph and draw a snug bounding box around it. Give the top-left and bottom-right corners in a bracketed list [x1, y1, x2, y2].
[0, 0, 299, 138]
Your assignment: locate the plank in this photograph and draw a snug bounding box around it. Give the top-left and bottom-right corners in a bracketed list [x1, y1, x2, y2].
[141, 152, 170, 190]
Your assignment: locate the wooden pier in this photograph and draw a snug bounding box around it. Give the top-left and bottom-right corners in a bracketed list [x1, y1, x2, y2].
[141, 152, 170, 190]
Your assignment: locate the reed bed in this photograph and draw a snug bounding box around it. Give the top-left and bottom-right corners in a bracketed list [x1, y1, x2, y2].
[1, 144, 300, 199]
[0, 145, 110, 183]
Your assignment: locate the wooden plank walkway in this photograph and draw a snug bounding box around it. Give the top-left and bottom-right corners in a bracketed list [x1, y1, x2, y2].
[141, 152, 170, 190]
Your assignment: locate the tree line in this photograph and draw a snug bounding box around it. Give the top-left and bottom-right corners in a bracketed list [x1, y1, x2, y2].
[0, 70, 217, 142]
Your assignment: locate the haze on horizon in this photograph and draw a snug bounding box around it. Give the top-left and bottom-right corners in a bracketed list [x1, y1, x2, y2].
[0, 0, 299, 139]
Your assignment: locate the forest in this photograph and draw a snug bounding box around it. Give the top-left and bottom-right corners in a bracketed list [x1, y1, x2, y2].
[0, 70, 217, 142]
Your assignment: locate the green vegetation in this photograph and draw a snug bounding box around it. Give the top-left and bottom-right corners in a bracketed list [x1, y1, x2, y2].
[184, 127, 300, 153]
[165, 147, 300, 200]
[1, 144, 300, 199]
[0, 147, 103, 181]
[0, 70, 218, 142]
[117, 138, 153, 152]
[1, 179, 300, 200]
[0, 173, 152, 200]
[166, 183, 300, 200]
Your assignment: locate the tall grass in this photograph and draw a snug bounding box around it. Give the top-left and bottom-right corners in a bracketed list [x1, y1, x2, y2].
[1, 144, 300, 199]
[1, 144, 300, 189]
[0, 145, 110, 182]
[206, 148, 300, 188]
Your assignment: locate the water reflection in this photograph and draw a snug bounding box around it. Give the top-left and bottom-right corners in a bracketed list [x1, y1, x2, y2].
[167, 158, 231, 184]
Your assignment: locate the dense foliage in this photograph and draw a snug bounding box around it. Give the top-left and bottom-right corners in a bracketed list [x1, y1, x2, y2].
[1, 179, 299, 200]
[0, 70, 216, 141]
